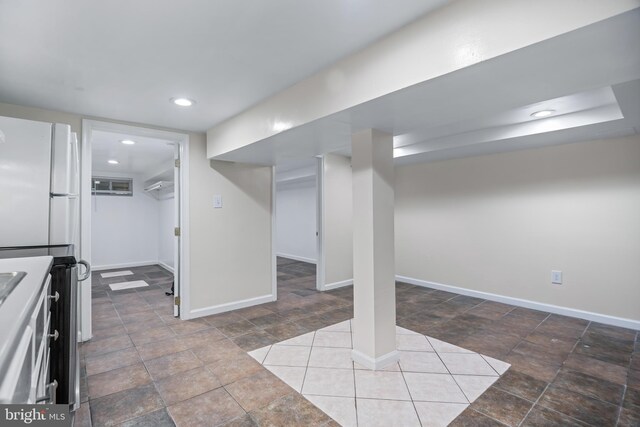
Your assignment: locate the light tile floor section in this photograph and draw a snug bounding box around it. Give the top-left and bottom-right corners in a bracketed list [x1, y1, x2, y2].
[100, 270, 134, 278]
[248, 320, 510, 427]
[108, 279, 149, 291]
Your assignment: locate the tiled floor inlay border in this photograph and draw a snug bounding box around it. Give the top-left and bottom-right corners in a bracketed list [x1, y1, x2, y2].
[249, 319, 510, 427]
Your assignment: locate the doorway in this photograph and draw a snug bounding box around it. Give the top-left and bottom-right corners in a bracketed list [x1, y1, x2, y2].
[274, 161, 319, 298]
[315, 153, 354, 292]
[79, 120, 189, 341]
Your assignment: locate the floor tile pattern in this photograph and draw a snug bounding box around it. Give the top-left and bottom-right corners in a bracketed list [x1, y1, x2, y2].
[76, 259, 640, 426]
[249, 320, 509, 426]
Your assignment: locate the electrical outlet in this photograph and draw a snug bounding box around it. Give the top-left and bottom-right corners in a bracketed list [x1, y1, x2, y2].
[551, 270, 562, 285]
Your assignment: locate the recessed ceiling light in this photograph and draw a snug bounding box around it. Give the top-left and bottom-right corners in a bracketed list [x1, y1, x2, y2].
[531, 109, 555, 118]
[172, 98, 195, 107]
[273, 121, 292, 132]
[107, 159, 119, 165]
[121, 139, 136, 145]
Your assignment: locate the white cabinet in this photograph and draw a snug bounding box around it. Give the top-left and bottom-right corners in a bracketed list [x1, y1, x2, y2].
[0, 272, 55, 404]
[0, 325, 33, 402]
[32, 275, 54, 402]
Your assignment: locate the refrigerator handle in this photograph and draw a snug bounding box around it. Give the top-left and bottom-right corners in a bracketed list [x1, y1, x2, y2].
[77, 260, 91, 282]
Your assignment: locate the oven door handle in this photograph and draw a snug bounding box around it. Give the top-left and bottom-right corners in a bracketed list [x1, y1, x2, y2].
[77, 259, 91, 281]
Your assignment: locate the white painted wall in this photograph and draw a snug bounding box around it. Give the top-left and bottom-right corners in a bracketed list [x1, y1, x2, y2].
[91, 171, 159, 269]
[395, 135, 640, 323]
[158, 196, 174, 270]
[321, 154, 353, 288]
[188, 139, 274, 315]
[276, 178, 317, 263]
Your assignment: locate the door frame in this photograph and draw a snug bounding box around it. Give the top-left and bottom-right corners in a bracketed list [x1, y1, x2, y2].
[315, 155, 326, 291]
[80, 119, 191, 340]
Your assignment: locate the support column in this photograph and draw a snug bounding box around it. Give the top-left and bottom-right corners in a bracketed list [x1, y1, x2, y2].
[350, 129, 398, 370]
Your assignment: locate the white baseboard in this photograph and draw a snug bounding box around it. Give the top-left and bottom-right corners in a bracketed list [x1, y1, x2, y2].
[276, 253, 317, 264]
[351, 349, 400, 370]
[93, 261, 158, 271]
[189, 293, 276, 319]
[396, 275, 640, 331]
[324, 279, 353, 291]
[158, 262, 174, 273]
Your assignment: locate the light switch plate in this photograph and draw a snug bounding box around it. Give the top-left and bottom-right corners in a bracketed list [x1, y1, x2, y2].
[213, 195, 222, 208]
[551, 270, 562, 285]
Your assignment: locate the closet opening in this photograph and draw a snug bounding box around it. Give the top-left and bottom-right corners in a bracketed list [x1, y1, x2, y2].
[80, 120, 189, 340]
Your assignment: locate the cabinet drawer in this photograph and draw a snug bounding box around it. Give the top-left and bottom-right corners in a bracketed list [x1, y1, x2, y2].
[35, 340, 51, 402]
[0, 326, 34, 403]
[32, 316, 51, 396]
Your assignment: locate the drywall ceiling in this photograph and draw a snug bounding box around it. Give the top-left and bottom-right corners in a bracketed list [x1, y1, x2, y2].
[214, 9, 640, 167]
[92, 130, 175, 177]
[0, 0, 448, 132]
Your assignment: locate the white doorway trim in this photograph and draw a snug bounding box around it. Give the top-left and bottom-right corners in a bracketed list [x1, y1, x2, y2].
[315, 155, 326, 291]
[80, 119, 191, 339]
[271, 166, 278, 301]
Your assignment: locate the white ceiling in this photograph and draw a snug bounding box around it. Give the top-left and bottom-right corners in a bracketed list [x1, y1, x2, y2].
[91, 130, 175, 177]
[0, 0, 448, 132]
[222, 9, 640, 168]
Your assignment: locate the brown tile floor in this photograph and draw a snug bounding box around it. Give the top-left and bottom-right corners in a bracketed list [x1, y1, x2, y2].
[77, 259, 640, 426]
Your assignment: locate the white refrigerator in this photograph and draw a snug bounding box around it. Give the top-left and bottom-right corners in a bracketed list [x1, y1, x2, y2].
[0, 115, 80, 252]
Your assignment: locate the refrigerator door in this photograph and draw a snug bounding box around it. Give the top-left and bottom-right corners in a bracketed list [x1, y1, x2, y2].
[0, 116, 53, 246]
[68, 133, 80, 196]
[50, 196, 78, 247]
[50, 131, 80, 248]
[50, 124, 74, 196]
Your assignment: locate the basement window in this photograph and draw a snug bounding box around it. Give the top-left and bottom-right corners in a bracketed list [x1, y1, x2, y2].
[92, 177, 133, 196]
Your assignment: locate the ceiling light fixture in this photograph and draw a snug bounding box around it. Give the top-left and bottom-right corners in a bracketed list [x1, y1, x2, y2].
[273, 121, 292, 132]
[120, 139, 136, 145]
[172, 98, 195, 107]
[107, 159, 119, 165]
[531, 109, 555, 118]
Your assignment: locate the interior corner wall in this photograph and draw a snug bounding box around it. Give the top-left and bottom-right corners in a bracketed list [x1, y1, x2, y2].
[189, 136, 273, 314]
[322, 153, 353, 287]
[276, 178, 317, 263]
[395, 135, 640, 323]
[0, 102, 82, 135]
[91, 171, 159, 269]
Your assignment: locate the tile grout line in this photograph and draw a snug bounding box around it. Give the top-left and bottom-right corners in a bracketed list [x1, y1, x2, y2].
[427, 335, 472, 405]
[260, 344, 275, 364]
[516, 317, 591, 427]
[479, 354, 504, 376]
[262, 361, 504, 376]
[221, 384, 252, 423]
[303, 393, 478, 405]
[298, 330, 317, 394]
[512, 312, 557, 427]
[614, 320, 634, 427]
[351, 321, 359, 427]
[397, 350, 424, 427]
